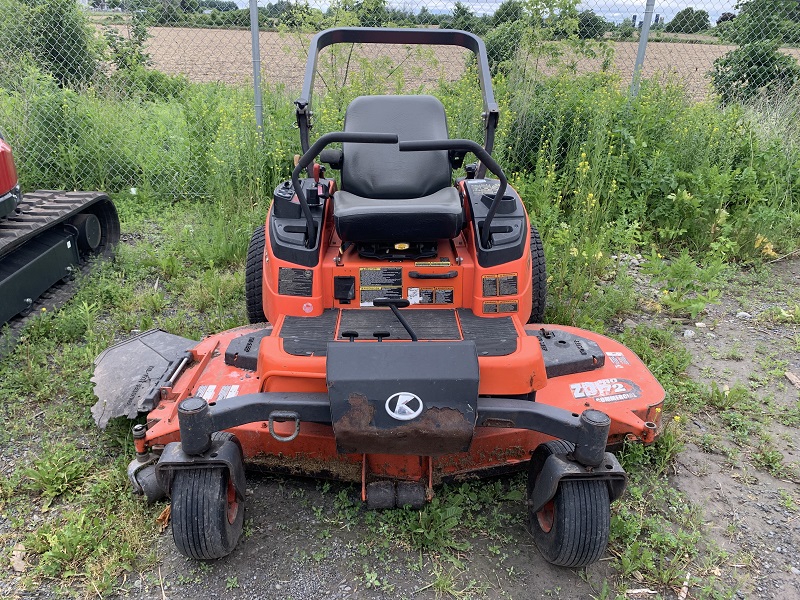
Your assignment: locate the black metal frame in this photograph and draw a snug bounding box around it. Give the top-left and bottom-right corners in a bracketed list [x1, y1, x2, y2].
[173, 393, 610, 466]
[294, 27, 500, 176]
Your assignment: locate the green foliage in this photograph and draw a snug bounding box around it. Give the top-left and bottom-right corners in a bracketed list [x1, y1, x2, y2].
[22, 443, 92, 509]
[577, 10, 611, 39]
[484, 20, 529, 73]
[0, 0, 102, 89]
[712, 41, 800, 105]
[664, 7, 710, 34]
[0, 69, 292, 200]
[722, 0, 798, 44]
[641, 250, 724, 318]
[503, 72, 800, 265]
[104, 14, 151, 71]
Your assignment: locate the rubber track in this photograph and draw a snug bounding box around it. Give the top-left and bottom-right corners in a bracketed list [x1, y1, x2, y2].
[0, 190, 118, 356]
[0, 190, 110, 255]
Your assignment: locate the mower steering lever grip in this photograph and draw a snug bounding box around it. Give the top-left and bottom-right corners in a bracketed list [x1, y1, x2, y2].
[291, 132, 399, 247]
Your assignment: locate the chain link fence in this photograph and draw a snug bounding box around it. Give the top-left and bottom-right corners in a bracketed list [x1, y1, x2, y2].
[0, 0, 798, 199]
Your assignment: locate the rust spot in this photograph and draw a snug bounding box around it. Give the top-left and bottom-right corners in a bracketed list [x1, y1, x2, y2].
[334, 394, 474, 456]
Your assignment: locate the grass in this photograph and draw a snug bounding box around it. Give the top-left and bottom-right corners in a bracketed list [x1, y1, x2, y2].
[0, 41, 799, 598]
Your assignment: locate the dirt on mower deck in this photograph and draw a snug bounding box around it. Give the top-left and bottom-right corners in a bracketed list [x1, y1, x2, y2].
[105, 257, 800, 600]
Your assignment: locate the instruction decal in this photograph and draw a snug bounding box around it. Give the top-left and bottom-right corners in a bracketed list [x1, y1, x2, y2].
[408, 287, 453, 305]
[278, 268, 313, 297]
[569, 378, 641, 403]
[483, 274, 518, 297]
[360, 267, 402, 306]
[606, 351, 630, 369]
[415, 258, 451, 267]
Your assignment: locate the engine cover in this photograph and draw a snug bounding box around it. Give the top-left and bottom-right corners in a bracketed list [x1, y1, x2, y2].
[327, 340, 479, 455]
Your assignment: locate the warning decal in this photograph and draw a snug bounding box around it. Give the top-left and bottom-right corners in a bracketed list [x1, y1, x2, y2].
[483, 301, 499, 313]
[498, 274, 518, 296]
[415, 258, 451, 267]
[360, 267, 403, 306]
[435, 288, 454, 304]
[483, 274, 519, 296]
[569, 378, 641, 403]
[408, 287, 452, 304]
[482, 275, 498, 297]
[606, 351, 630, 369]
[498, 301, 518, 313]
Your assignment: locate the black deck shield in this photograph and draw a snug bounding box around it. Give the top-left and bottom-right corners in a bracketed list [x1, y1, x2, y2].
[327, 341, 479, 455]
[91, 329, 195, 428]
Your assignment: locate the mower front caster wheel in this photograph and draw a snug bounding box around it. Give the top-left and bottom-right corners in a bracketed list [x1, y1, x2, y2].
[171, 467, 245, 560]
[527, 441, 611, 567]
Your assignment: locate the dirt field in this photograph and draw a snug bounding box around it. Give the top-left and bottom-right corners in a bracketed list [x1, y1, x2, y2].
[138, 27, 800, 100]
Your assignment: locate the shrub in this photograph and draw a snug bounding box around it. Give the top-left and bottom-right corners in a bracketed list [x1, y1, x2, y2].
[711, 41, 800, 105]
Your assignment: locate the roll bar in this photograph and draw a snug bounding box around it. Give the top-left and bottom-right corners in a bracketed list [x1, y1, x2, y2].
[294, 27, 500, 176]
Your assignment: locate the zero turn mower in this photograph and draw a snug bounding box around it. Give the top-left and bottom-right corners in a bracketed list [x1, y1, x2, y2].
[92, 28, 664, 566]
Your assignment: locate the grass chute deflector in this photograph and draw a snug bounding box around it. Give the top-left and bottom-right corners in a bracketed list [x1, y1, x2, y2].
[92, 26, 665, 566]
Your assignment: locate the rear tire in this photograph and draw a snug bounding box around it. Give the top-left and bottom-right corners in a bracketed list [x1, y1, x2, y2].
[246, 226, 267, 324]
[527, 441, 610, 567]
[529, 225, 547, 324]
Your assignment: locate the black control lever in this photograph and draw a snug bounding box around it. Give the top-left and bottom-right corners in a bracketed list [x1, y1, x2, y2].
[372, 297, 418, 342]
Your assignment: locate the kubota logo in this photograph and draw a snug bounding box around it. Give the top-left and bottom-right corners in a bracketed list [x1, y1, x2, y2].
[385, 392, 424, 421]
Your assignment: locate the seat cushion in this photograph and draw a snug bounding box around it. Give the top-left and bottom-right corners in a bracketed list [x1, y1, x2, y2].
[334, 188, 464, 242]
[342, 95, 451, 200]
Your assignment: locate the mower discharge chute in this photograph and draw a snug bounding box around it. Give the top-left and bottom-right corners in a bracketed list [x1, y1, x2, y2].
[92, 28, 664, 566]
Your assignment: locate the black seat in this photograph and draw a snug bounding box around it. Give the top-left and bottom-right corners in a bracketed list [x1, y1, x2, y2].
[333, 95, 463, 243]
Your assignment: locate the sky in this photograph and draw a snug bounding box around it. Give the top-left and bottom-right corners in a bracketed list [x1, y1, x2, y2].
[248, 0, 740, 26]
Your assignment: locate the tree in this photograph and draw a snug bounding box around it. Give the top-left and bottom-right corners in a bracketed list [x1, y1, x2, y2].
[717, 12, 735, 25]
[730, 0, 796, 42]
[664, 7, 710, 33]
[577, 10, 610, 39]
[492, 0, 524, 26]
[28, 0, 101, 87]
[712, 39, 800, 103]
[451, 2, 481, 33]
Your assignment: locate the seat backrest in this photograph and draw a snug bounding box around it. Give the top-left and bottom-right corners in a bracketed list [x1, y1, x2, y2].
[341, 95, 451, 199]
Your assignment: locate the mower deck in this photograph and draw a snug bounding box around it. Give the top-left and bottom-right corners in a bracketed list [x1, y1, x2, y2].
[97, 312, 662, 484]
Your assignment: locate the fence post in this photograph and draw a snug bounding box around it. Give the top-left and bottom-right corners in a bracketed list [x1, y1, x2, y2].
[250, 0, 264, 136]
[630, 0, 656, 98]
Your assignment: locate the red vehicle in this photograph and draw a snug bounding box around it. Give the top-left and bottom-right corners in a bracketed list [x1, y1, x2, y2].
[0, 132, 119, 327]
[92, 28, 664, 567]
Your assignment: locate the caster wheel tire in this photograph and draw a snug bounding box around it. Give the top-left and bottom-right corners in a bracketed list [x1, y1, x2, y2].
[365, 480, 396, 510]
[528, 441, 610, 567]
[396, 481, 426, 509]
[528, 225, 547, 324]
[172, 467, 244, 560]
[135, 464, 166, 504]
[246, 226, 267, 324]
